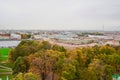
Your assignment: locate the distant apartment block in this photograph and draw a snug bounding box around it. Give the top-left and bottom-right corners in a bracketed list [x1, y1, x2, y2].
[10, 33, 21, 40]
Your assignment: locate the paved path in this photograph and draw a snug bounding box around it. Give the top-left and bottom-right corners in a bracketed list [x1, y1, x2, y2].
[0, 65, 12, 71]
[0, 65, 12, 75]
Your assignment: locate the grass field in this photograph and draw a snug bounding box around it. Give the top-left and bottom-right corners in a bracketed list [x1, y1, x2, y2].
[0, 48, 11, 61]
[0, 48, 12, 80]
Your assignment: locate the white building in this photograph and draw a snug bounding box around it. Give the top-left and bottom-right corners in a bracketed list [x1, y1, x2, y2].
[88, 35, 113, 40]
[105, 41, 119, 45]
[10, 33, 21, 40]
[34, 35, 43, 39]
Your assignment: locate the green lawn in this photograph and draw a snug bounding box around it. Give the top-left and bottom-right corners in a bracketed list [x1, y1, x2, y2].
[0, 48, 11, 61]
[0, 48, 12, 80]
[0, 48, 11, 55]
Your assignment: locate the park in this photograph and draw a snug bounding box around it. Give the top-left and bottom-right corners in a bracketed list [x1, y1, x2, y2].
[0, 48, 12, 80]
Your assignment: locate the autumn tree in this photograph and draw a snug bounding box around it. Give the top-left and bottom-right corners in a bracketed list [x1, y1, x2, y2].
[8, 41, 120, 80]
[32, 50, 65, 80]
[10, 72, 38, 80]
[88, 59, 104, 80]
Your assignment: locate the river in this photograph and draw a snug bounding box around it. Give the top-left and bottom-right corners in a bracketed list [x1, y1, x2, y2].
[0, 40, 21, 48]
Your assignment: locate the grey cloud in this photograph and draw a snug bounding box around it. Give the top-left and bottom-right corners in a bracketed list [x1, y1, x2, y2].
[0, 0, 120, 30]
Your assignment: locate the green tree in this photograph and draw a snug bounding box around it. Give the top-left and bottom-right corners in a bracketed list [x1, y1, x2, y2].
[103, 65, 114, 80]
[80, 68, 98, 80]
[24, 72, 39, 80]
[8, 40, 41, 63]
[61, 63, 76, 80]
[21, 34, 31, 39]
[99, 46, 116, 55]
[41, 41, 51, 50]
[88, 59, 104, 80]
[12, 56, 29, 75]
[11, 73, 24, 80]
[52, 44, 66, 52]
[10, 72, 38, 80]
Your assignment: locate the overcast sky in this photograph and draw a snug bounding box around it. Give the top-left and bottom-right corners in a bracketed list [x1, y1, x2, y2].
[0, 0, 120, 30]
